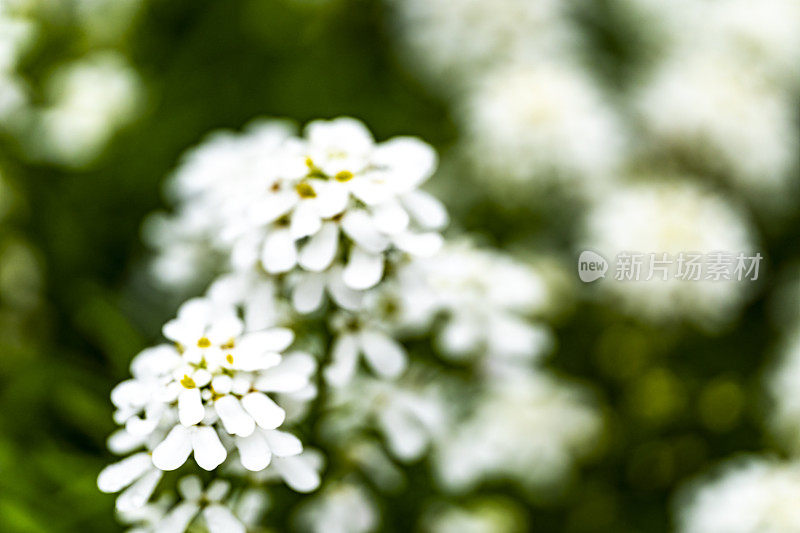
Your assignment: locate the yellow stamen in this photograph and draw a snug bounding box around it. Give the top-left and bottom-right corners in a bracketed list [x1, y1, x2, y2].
[296, 182, 317, 198]
[180, 374, 196, 389]
[221, 338, 235, 350]
[197, 337, 211, 348]
[334, 170, 354, 182]
[305, 157, 315, 169]
[226, 354, 234, 364]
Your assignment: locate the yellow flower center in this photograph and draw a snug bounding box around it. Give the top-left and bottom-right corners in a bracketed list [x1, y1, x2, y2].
[296, 182, 317, 198]
[334, 170, 354, 182]
[197, 337, 211, 348]
[180, 374, 196, 389]
[226, 354, 234, 364]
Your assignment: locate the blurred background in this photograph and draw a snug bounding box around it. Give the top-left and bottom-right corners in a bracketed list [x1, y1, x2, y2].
[1, 0, 800, 531]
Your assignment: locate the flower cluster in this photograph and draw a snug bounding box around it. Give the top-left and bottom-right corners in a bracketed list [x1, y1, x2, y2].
[100, 117, 600, 531]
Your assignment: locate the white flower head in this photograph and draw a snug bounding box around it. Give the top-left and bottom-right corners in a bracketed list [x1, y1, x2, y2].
[434, 370, 600, 492]
[295, 482, 378, 533]
[676, 457, 800, 533]
[99, 296, 313, 512]
[583, 180, 758, 329]
[462, 61, 626, 196]
[151, 117, 447, 297]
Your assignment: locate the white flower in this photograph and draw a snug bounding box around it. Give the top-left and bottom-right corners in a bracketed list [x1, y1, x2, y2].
[324, 310, 408, 386]
[634, 53, 798, 206]
[35, 52, 142, 166]
[462, 61, 625, 195]
[322, 374, 447, 462]
[99, 296, 313, 514]
[390, 0, 577, 92]
[411, 242, 553, 364]
[150, 117, 447, 295]
[296, 482, 378, 533]
[434, 370, 600, 492]
[156, 476, 245, 533]
[244, 448, 325, 494]
[583, 180, 758, 329]
[676, 457, 800, 533]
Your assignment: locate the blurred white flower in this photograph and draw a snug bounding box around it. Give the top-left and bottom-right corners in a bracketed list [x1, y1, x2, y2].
[434, 369, 600, 492]
[584, 180, 757, 329]
[414, 242, 553, 364]
[323, 373, 447, 462]
[634, 53, 798, 206]
[462, 61, 626, 195]
[295, 482, 378, 533]
[676, 457, 800, 533]
[390, 0, 577, 92]
[35, 51, 141, 166]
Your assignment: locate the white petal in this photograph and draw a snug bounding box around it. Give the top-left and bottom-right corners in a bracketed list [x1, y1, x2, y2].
[241, 392, 286, 430]
[341, 210, 390, 253]
[290, 201, 322, 239]
[116, 469, 162, 513]
[235, 432, 272, 472]
[343, 247, 384, 290]
[379, 408, 427, 461]
[401, 190, 448, 229]
[191, 426, 227, 471]
[392, 231, 442, 257]
[359, 330, 407, 379]
[261, 228, 297, 273]
[312, 182, 348, 217]
[292, 273, 326, 314]
[98, 452, 152, 493]
[238, 328, 295, 353]
[263, 429, 303, 457]
[254, 352, 315, 393]
[203, 504, 246, 533]
[298, 222, 339, 272]
[205, 314, 244, 345]
[373, 136, 437, 189]
[108, 429, 147, 455]
[371, 202, 409, 235]
[178, 475, 203, 500]
[178, 388, 205, 427]
[152, 425, 193, 471]
[323, 333, 359, 387]
[327, 268, 365, 310]
[205, 479, 230, 502]
[155, 501, 200, 533]
[273, 456, 320, 493]
[215, 396, 256, 437]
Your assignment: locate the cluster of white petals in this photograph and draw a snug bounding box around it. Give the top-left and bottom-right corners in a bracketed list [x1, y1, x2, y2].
[584, 180, 757, 329]
[390, 0, 577, 92]
[149, 117, 447, 295]
[630, 0, 800, 207]
[462, 61, 626, 195]
[434, 370, 600, 492]
[102, 116, 601, 531]
[99, 297, 315, 517]
[676, 457, 800, 533]
[33, 51, 142, 167]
